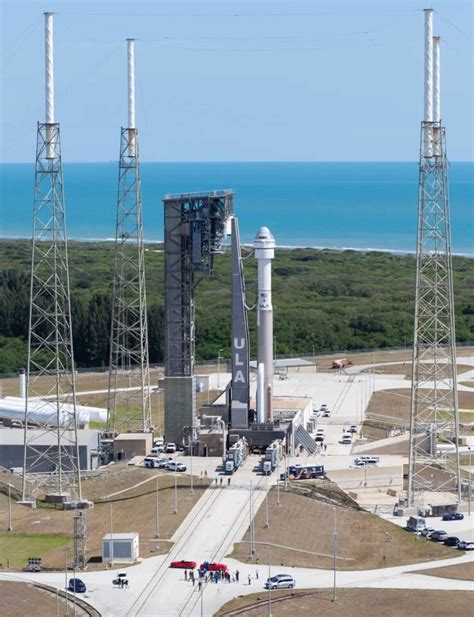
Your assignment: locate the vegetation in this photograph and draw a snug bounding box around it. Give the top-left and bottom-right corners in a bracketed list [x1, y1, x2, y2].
[0, 239, 473, 374]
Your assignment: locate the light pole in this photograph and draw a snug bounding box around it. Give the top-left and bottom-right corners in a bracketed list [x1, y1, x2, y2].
[7, 483, 12, 531]
[173, 472, 178, 514]
[248, 481, 255, 558]
[217, 348, 223, 389]
[468, 447, 472, 516]
[155, 477, 160, 538]
[190, 431, 194, 494]
[64, 546, 69, 617]
[267, 545, 272, 617]
[332, 507, 337, 602]
[284, 452, 288, 491]
[109, 502, 114, 566]
[264, 471, 269, 528]
[276, 462, 281, 507]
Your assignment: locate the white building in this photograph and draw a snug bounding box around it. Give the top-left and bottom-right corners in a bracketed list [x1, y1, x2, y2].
[102, 532, 139, 563]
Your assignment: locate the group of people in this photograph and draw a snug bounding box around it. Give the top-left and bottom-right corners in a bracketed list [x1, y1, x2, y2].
[184, 567, 241, 589]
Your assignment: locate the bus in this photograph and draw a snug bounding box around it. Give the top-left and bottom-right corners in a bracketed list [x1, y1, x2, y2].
[281, 464, 325, 481]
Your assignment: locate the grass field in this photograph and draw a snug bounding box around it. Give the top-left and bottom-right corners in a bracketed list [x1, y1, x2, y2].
[0, 465, 211, 571]
[0, 532, 69, 570]
[229, 482, 454, 570]
[215, 588, 474, 617]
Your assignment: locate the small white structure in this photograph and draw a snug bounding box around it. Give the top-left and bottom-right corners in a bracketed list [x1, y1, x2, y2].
[102, 532, 139, 563]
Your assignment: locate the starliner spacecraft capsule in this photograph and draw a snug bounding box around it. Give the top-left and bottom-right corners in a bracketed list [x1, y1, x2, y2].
[254, 226, 275, 423]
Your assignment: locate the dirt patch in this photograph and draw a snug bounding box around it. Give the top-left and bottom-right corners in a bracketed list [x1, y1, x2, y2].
[215, 588, 474, 617]
[0, 581, 89, 617]
[362, 389, 474, 441]
[362, 363, 472, 379]
[414, 560, 474, 581]
[229, 482, 453, 570]
[0, 465, 211, 570]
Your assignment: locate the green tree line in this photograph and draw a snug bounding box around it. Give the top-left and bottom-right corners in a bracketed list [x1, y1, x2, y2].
[0, 239, 473, 374]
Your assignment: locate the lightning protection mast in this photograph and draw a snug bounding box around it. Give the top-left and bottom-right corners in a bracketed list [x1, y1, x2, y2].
[22, 12, 83, 505]
[107, 39, 152, 434]
[408, 10, 461, 507]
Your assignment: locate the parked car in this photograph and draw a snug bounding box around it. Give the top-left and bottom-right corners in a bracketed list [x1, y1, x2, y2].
[430, 530, 448, 542]
[165, 443, 177, 453]
[458, 541, 474, 551]
[341, 433, 352, 444]
[319, 404, 328, 412]
[322, 410, 331, 417]
[167, 461, 187, 472]
[264, 574, 296, 590]
[68, 578, 86, 593]
[151, 445, 165, 454]
[154, 438, 164, 447]
[200, 562, 228, 572]
[348, 424, 358, 433]
[442, 512, 464, 521]
[169, 560, 196, 569]
[443, 536, 460, 547]
[420, 527, 435, 538]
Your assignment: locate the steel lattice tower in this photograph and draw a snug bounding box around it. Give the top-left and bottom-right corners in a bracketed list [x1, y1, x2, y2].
[408, 11, 461, 506]
[107, 40, 151, 433]
[73, 511, 87, 569]
[22, 13, 83, 505]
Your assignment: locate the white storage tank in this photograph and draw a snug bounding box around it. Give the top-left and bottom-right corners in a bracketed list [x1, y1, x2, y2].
[102, 532, 139, 563]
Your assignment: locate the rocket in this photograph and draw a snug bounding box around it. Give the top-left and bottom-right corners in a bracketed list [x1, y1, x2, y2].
[254, 227, 275, 423]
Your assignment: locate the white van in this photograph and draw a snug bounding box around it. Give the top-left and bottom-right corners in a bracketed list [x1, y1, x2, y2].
[264, 574, 295, 590]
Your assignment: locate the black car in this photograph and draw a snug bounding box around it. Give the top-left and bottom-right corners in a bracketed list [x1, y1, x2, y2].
[442, 512, 464, 521]
[430, 530, 448, 542]
[68, 578, 86, 593]
[444, 536, 460, 547]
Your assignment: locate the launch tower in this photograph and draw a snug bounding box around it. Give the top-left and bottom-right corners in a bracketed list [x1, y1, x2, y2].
[408, 9, 461, 506]
[107, 39, 151, 433]
[22, 13, 83, 505]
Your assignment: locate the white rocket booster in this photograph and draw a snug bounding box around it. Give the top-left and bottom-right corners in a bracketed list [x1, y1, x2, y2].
[254, 227, 275, 423]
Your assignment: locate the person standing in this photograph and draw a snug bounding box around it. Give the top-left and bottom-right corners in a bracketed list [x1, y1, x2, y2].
[227, 477, 231, 487]
[236, 570, 240, 583]
[198, 580, 202, 591]
[248, 574, 251, 585]
[255, 568, 259, 580]
[185, 569, 188, 581]
[220, 477, 223, 487]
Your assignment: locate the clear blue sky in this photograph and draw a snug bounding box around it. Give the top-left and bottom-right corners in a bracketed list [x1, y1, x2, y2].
[1, 0, 472, 162]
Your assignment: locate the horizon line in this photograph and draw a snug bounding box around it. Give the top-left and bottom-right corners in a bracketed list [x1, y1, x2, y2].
[1, 159, 473, 165]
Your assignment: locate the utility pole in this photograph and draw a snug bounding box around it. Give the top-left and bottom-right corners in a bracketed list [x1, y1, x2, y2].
[468, 447, 472, 516]
[109, 502, 114, 567]
[332, 507, 337, 602]
[173, 472, 178, 514]
[276, 465, 281, 507]
[264, 472, 269, 528]
[7, 484, 12, 531]
[64, 546, 69, 617]
[217, 349, 223, 389]
[155, 477, 160, 538]
[267, 545, 272, 617]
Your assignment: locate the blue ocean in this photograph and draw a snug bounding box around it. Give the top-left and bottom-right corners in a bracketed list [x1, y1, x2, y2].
[0, 162, 473, 254]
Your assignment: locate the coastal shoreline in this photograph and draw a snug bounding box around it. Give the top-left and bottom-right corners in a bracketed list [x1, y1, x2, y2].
[0, 236, 472, 258]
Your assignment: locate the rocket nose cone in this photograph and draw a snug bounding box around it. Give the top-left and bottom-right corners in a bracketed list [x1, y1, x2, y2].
[255, 227, 273, 241]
